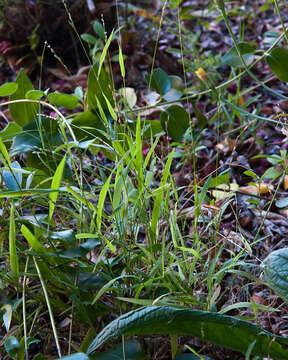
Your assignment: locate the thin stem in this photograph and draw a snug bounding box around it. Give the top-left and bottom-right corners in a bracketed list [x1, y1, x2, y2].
[33, 257, 62, 358]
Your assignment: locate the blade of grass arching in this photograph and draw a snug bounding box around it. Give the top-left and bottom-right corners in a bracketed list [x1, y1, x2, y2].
[150, 150, 174, 244]
[92, 275, 135, 305]
[49, 154, 67, 221]
[97, 173, 112, 232]
[33, 257, 62, 358]
[9, 204, 19, 281]
[21, 225, 57, 267]
[98, 30, 114, 77]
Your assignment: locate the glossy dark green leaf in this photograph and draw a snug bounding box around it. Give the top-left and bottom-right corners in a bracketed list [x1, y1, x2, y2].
[146, 68, 171, 96]
[160, 105, 189, 140]
[59, 353, 90, 360]
[222, 42, 255, 68]
[0, 82, 18, 96]
[47, 92, 80, 110]
[86, 63, 114, 111]
[71, 110, 107, 142]
[266, 47, 288, 82]
[91, 340, 144, 360]
[174, 355, 212, 360]
[12, 116, 62, 154]
[192, 101, 208, 129]
[9, 69, 38, 126]
[50, 229, 76, 245]
[87, 306, 288, 359]
[2, 160, 22, 190]
[262, 248, 288, 303]
[4, 336, 21, 357]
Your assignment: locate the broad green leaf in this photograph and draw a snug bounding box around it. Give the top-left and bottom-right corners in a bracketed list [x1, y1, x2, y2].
[47, 92, 79, 110]
[9, 69, 38, 126]
[160, 105, 189, 140]
[262, 166, 281, 180]
[0, 122, 22, 140]
[266, 47, 288, 82]
[4, 336, 21, 358]
[0, 82, 18, 96]
[146, 68, 171, 96]
[81, 33, 97, 44]
[118, 87, 137, 108]
[26, 89, 44, 100]
[93, 340, 145, 360]
[175, 355, 212, 360]
[86, 63, 114, 112]
[2, 160, 22, 191]
[12, 116, 62, 155]
[276, 197, 288, 208]
[9, 204, 19, 281]
[87, 306, 288, 359]
[2, 304, 13, 332]
[192, 101, 208, 129]
[59, 353, 89, 360]
[49, 154, 67, 221]
[163, 76, 184, 101]
[170, 0, 183, 8]
[222, 42, 255, 68]
[262, 248, 288, 304]
[93, 21, 105, 40]
[71, 110, 107, 142]
[208, 169, 230, 188]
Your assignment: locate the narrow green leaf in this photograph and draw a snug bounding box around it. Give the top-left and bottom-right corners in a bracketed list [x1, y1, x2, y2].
[49, 154, 67, 221]
[118, 43, 125, 78]
[103, 92, 117, 120]
[151, 150, 174, 240]
[0, 189, 57, 198]
[9, 69, 37, 126]
[21, 224, 47, 254]
[87, 306, 288, 359]
[0, 136, 11, 167]
[9, 204, 19, 280]
[97, 173, 112, 231]
[98, 30, 114, 77]
[266, 47, 288, 82]
[0, 82, 18, 96]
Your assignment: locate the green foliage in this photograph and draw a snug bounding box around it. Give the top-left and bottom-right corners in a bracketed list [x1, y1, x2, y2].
[266, 47, 288, 82]
[87, 306, 288, 359]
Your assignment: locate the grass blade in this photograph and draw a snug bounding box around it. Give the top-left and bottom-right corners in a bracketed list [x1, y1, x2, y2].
[9, 204, 19, 281]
